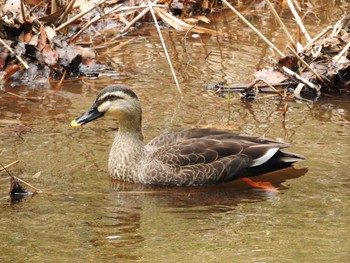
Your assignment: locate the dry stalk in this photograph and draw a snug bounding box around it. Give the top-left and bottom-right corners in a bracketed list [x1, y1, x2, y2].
[286, 0, 312, 43]
[121, 0, 160, 33]
[155, 7, 218, 35]
[11, 175, 43, 193]
[287, 46, 331, 88]
[256, 77, 285, 98]
[5, 91, 44, 100]
[0, 38, 29, 69]
[334, 40, 350, 64]
[55, 69, 67, 90]
[0, 160, 20, 172]
[20, 0, 27, 23]
[184, 24, 197, 65]
[266, 0, 296, 48]
[302, 26, 332, 52]
[58, 0, 76, 25]
[1, 163, 43, 193]
[148, 0, 182, 96]
[221, 0, 285, 57]
[55, 0, 108, 32]
[119, 4, 167, 12]
[69, 4, 123, 42]
[281, 66, 320, 92]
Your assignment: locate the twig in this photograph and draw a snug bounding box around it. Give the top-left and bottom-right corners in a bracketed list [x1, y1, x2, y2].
[5, 91, 44, 100]
[332, 14, 348, 35]
[121, 0, 160, 33]
[256, 77, 285, 98]
[282, 103, 288, 124]
[58, 0, 76, 25]
[118, 4, 167, 12]
[55, 0, 108, 32]
[0, 163, 42, 193]
[0, 160, 20, 172]
[148, 0, 182, 96]
[287, 46, 331, 88]
[69, 4, 123, 42]
[184, 24, 197, 65]
[281, 66, 320, 92]
[334, 40, 350, 64]
[0, 38, 29, 69]
[221, 0, 285, 57]
[55, 69, 66, 90]
[20, 0, 27, 23]
[302, 26, 332, 52]
[266, 0, 296, 48]
[204, 51, 212, 60]
[155, 7, 218, 35]
[12, 175, 43, 193]
[286, 0, 312, 43]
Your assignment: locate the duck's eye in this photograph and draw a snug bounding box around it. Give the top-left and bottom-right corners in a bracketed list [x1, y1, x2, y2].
[105, 95, 115, 101]
[105, 95, 122, 101]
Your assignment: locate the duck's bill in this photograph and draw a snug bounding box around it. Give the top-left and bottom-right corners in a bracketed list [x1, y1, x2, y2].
[70, 104, 104, 127]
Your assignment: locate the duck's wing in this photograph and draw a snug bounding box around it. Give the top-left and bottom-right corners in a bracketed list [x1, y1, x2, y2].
[146, 132, 290, 186]
[147, 128, 239, 148]
[147, 128, 287, 148]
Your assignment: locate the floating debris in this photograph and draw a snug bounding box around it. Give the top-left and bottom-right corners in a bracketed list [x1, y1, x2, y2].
[211, 1, 350, 101]
[1, 160, 42, 203]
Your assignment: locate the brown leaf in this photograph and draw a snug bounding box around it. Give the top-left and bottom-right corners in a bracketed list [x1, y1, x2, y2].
[254, 69, 288, 84]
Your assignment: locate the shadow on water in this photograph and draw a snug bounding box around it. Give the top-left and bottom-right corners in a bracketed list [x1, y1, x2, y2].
[109, 167, 308, 210]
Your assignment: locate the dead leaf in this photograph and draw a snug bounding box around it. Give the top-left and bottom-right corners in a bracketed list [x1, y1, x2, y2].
[254, 69, 288, 84]
[32, 171, 41, 179]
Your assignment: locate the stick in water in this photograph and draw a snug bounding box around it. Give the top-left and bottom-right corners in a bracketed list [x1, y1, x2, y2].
[148, 0, 182, 96]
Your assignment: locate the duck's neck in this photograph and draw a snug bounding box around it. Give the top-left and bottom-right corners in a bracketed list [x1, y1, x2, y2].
[108, 117, 145, 183]
[117, 117, 144, 141]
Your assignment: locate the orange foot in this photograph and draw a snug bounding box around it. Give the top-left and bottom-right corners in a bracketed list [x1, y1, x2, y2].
[240, 177, 279, 193]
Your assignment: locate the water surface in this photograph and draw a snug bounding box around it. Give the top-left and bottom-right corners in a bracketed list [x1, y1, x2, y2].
[1, 1, 349, 262]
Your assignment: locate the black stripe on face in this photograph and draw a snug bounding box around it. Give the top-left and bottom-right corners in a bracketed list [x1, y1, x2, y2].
[96, 94, 120, 107]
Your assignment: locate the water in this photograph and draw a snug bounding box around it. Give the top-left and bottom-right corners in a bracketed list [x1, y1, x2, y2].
[1, 1, 349, 262]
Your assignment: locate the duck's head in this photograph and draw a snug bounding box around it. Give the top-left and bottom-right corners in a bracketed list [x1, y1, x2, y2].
[71, 85, 141, 127]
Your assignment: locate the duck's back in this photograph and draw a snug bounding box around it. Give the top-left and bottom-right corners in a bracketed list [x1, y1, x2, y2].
[144, 128, 304, 186]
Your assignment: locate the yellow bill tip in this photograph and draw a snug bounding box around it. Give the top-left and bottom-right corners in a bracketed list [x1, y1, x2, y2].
[70, 119, 81, 128]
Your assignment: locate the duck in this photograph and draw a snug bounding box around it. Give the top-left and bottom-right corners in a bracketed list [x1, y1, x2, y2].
[70, 85, 304, 187]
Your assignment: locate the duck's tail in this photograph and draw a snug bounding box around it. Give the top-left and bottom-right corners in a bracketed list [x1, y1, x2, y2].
[240, 150, 305, 178]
